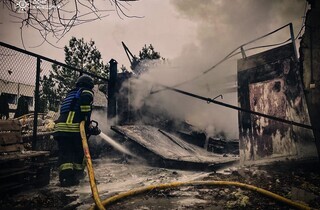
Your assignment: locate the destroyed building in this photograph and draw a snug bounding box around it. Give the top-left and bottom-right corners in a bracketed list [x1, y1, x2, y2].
[0, 0, 320, 209]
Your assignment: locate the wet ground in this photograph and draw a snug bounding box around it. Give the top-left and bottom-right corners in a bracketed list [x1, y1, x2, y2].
[1, 154, 319, 210]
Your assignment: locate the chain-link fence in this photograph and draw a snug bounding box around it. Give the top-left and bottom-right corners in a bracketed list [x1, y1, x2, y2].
[0, 42, 108, 150]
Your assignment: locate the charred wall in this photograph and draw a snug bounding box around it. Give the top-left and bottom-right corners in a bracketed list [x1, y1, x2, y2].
[300, 0, 320, 160]
[238, 43, 316, 164]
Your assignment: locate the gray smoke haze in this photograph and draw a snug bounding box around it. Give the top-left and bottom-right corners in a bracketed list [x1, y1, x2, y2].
[128, 0, 306, 139]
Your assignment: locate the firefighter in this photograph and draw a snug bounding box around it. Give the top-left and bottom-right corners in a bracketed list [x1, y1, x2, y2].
[54, 75, 100, 187]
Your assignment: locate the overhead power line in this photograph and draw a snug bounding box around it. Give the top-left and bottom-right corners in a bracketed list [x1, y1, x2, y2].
[151, 23, 294, 95]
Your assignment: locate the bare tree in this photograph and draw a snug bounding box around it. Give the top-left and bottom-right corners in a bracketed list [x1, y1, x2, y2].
[1, 0, 141, 47]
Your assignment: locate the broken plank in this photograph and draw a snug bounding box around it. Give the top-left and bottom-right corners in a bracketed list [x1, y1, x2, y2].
[0, 165, 29, 174]
[0, 133, 22, 145]
[0, 144, 24, 153]
[0, 151, 50, 162]
[0, 182, 26, 193]
[0, 167, 29, 179]
[0, 120, 21, 131]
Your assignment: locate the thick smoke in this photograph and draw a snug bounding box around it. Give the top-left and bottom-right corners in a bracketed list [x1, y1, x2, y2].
[128, 0, 305, 139]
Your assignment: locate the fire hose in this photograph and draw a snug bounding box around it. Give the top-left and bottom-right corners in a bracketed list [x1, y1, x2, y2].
[88, 180, 310, 210]
[80, 121, 310, 210]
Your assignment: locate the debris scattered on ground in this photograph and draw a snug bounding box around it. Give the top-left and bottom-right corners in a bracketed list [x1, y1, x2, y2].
[1, 156, 319, 210]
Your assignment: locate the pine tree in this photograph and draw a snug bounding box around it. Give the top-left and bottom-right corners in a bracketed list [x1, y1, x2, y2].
[133, 44, 164, 75]
[138, 44, 161, 60]
[40, 37, 109, 111]
[39, 74, 59, 112]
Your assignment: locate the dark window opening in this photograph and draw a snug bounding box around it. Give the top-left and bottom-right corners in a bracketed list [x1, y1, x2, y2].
[24, 96, 33, 107]
[2, 93, 17, 104]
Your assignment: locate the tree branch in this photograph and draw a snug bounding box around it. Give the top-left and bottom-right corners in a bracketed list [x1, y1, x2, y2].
[1, 0, 141, 47]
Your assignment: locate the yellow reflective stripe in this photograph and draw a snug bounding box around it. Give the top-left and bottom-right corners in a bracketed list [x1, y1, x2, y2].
[66, 111, 75, 124]
[56, 127, 80, 131]
[56, 122, 80, 132]
[56, 128, 80, 132]
[82, 90, 94, 96]
[56, 128, 80, 131]
[81, 110, 91, 112]
[73, 163, 85, 170]
[80, 105, 91, 112]
[59, 163, 73, 171]
[56, 122, 80, 126]
[56, 126, 80, 129]
[56, 123, 80, 127]
[70, 111, 75, 122]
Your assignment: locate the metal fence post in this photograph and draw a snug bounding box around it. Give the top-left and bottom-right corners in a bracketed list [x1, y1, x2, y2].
[107, 59, 117, 124]
[289, 23, 298, 61]
[32, 57, 41, 150]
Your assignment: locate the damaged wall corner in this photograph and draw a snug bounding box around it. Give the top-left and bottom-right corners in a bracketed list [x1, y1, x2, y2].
[299, 0, 320, 162]
[237, 43, 317, 165]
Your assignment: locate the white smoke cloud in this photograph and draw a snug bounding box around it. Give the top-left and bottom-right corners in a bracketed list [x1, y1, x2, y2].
[127, 0, 305, 139]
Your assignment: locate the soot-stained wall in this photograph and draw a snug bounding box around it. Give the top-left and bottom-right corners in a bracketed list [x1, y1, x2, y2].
[238, 43, 316, 164]
[300, 0, 320, 160]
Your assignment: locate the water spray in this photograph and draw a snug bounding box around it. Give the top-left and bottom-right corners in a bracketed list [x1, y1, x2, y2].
[99, 132, 137, 158]
[88, 120, 136, 158]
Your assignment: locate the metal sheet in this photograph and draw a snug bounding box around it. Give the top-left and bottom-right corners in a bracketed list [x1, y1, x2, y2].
[112, 125, 238, 170]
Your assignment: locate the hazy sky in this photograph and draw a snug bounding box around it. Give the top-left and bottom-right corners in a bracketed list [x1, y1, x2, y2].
[0, 0, 305, 70]
[0, 0, 198, 68]
[0, 0, 307, 137]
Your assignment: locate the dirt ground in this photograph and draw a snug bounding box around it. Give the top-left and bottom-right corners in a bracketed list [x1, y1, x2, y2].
[1, 152, 320, 210]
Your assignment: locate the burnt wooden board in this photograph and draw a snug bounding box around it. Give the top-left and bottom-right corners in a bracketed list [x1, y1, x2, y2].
[0, 120, 21, 131]
[0, 133, 22, 145]
[111, 125, 238, 170]
[0, 144, 24, 153]
[0, 151, 50, 162]
[0, 150, 51, 194]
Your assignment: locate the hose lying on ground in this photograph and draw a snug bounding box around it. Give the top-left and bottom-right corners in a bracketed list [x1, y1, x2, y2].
[89, 180, 310, 210]
[81, 120, 310, 210]
[80, 121, 106, 210]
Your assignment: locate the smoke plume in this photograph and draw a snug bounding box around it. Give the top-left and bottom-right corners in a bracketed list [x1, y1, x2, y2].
[128, 0, 305, 139]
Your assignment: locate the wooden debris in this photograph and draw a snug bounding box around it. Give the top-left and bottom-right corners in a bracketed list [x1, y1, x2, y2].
[0, 120, 52, 195]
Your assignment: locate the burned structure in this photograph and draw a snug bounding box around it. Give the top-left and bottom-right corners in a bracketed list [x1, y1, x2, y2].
[237, 0, 320, 164]
[238, 43, 316, 164]
[112, 125, 238, 171]
[108, 20, 320, 167]
[299, 0, 320, 162]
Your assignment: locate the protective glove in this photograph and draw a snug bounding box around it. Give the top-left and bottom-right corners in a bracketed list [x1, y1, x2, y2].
[87, 120, 101, 136]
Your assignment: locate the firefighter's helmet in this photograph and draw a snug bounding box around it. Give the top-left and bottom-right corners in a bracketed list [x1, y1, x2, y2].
[76, 75, 94, 89]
